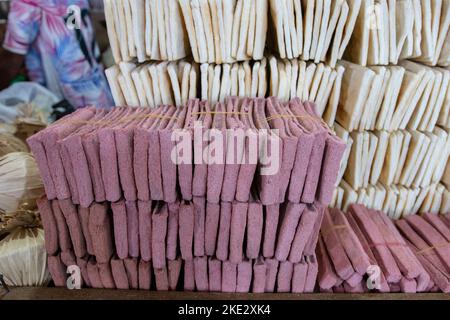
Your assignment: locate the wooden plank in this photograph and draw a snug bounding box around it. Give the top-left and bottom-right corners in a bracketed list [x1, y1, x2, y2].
[2, 288, 450, 300]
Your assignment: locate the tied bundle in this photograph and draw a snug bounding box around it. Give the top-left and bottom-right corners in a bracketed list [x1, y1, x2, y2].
[317, 205, 432, 293]
[29, 97, 347, 293]
[27, 97, 346, 208]
[37, 198, 324, 293]
[0, 152, 45, 213]
[0, 133, 28, 158]
[396, 213, 450, 293]
[344, 0, 450, 67]
[0, 206, 51, 287]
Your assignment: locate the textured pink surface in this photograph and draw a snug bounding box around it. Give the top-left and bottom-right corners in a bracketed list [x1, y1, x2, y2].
[178, 101, 195, 201]
[208, 258, 222, 292]
[64, 135, 94, 207]
[292, 262, 308, 293]
[126, 201, 140, 258]
[184, 259, 195, 291]
[289, 205, 317, 263]
[87, 259, 103, 289]
[138, 260, 152, 290]
[265, 259, 279, 293]
[277, 261, 294, 293]
[27, 135, 56, 199]
[78, 206, 94, 256]
[154, 267, 169, 291]
[168, 258, 183, 291]
[246, 202, 263, 259]
[304, 255, 319, 293]
[235, 100, 258, 202]
[167, 202, 180, 260]
[317, 136, 347, 205]
[116, 128, 137, 201]
[134, 129, 150, 201]
[194, 257, 209, 292]
[59, 199, 86, 258]
[111, 258, 130, 290]
[47, 255, 67, 287]
[152, 204, 168, 269]
[36, 197, 59, 255]
[99, 128, 121, 202]
[88, 203, 114, 263]
[316, 237, 339, 290]
[255, 98, 281, 206]
[76, 257, 91, 287]
[138, 201, 152, 262]
[206, 102, 227, 204]
[275, 203, 305, 261]
[350, 205, 402, 283]
[332, 209, 371, 276]
[98, 263, 115, 289]
[51, 200, 72, 251]
[124, 258, 139, 289]
[61, 249, 76, 266]
[111, 201, 128, 259]
[236, 260, 252, 293]
[222, 261, 237, 293]
[406, 215, 450, 270]
[216, 202, 232, 261]
[221, 98, 243, 202]
[205, 203, 221, 256]
[193, 197, 206, 257]
[59, 143, 79, 204]
[424, 214, 450, 242]
[193, 101, 212, 197]
[229, 202, 249, 264]
[263, 204, 280, 258]
[179, 202, 195, 260]
[320, 209, 355, 281]
[252, 258, 267, 293]
[83, 134, 106, 203]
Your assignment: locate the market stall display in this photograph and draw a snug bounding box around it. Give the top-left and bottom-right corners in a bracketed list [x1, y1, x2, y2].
[29, 97, 346, 292]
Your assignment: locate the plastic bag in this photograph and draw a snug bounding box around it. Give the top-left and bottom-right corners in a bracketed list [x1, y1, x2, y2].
[0, 82, 59, 124]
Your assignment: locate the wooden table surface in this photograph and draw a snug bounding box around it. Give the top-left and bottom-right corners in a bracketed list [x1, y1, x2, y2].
[1, 287, 449, 300]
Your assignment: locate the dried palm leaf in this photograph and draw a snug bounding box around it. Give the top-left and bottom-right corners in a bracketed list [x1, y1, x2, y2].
[0, 153, 44, 213]
[0, 226, 50, 287]
[0, 133, 28, 158]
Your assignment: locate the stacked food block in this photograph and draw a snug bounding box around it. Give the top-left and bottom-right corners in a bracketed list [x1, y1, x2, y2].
[268, 0, 362, 67]
[335, 61, 450, 133]
[333, 1, 450, 218]
[178, 0, 268, 64]
[29, 97, 346, 292]
[317, 204, 450, 293]
[397, 212, 450, 293]
[106, 60, 199, 108]
[332, 60, 450, 217]
[268, 56, 345, 127]
[199, 59, 267, 104]
[104, 0, 190, 63]
[344, 0, 450, 66]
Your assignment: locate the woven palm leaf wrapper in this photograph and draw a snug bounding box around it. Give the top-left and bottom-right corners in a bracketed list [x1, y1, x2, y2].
[14, 103, 48, 142]
[0, 205, 51, 287]
[0, 123, 17, 135]
[0, 133, 29, 158]
[0, 152, 45, 213]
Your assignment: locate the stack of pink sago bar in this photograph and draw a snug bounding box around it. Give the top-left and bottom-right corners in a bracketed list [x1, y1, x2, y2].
[318, 205, 450, 294]
[30, 97, 347, 293]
